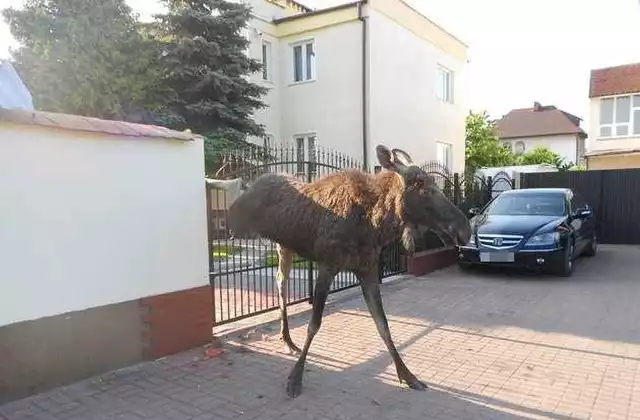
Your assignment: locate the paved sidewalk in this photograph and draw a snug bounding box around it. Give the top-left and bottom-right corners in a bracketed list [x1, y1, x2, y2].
[2, 245, 640, 420]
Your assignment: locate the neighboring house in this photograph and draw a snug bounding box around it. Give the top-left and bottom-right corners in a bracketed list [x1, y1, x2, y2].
[586, 62, 640, 170]
[244, 0, 469, 173]
[494, 102, 587, 166]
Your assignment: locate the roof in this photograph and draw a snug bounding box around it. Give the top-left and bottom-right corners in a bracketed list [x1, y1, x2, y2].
[0, 108, 199, 141]
[585, 147, 640, 158]
[494, 102, 586, 139]
[0, 60, 34, 111]
[589, 62, 640, 98]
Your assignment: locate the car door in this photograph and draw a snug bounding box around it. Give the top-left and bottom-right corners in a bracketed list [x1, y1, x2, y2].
[569, 191, 590, 254]
[574, 191, 596, 245]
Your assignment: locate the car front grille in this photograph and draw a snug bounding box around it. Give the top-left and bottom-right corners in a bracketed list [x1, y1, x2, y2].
[477, 234, 523, 250]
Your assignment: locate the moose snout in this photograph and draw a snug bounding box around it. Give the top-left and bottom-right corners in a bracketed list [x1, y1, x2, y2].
[448, 221, 472, 246]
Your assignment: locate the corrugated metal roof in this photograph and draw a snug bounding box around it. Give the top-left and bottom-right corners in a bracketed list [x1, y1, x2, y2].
[0, 59, 34, 110]
[0, 108, 198, 141]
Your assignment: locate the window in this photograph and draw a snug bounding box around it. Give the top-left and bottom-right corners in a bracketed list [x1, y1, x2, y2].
[514, 141, 526, 155]
[292, 40, 315, 83]
[261, 41, 272, 81]
[502, 141, 512, 151]
[436, 65, 454, 103]
[436, 142, 453, 171]
[295, 134, 317, 175]
[599, 95, 640, 138]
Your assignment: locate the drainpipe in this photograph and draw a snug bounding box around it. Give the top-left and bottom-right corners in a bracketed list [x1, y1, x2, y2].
[357, 0, 369, 171]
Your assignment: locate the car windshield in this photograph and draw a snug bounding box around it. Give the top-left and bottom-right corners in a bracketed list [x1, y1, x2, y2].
[484, 193, 566, 216]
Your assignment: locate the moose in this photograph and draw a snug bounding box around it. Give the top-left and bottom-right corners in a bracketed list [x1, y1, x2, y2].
[227, 144, 471, 398]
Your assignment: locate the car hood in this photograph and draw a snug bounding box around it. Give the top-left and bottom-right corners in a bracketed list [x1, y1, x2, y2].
[471, 214, 564, 236]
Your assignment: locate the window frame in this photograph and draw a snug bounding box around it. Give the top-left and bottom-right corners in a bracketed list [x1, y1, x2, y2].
[598, 94, 640, 139]
[436, 141, 453, 172]
[436, 64, 454, 104]
[293, 133, 318, 175]
[261, 40, 272, 82]
[291, 38, 316, 84]
[514, 141, 526, 155]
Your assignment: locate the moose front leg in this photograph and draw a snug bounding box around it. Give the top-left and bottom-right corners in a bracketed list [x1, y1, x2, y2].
[286, 264, 336, 398]
[276, 244, 300, 354]
[358, 269, 428, 391]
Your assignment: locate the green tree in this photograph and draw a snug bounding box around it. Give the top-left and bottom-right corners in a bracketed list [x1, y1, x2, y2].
[465, 111, 516, 171]
[154, 0, 268, 144]
[516, 146, 574, 170]
[2, 0, 166, 122]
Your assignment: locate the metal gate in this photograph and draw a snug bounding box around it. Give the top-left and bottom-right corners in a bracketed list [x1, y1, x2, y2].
[206, 145, 406, 325]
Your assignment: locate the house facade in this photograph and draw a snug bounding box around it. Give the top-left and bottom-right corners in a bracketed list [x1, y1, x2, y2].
[494, 102, 587, 166]
[244, 0, 469, 173]
[586, 62, 640, 170]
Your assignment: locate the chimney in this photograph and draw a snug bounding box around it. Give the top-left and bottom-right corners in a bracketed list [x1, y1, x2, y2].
[533, 101, 542, 111]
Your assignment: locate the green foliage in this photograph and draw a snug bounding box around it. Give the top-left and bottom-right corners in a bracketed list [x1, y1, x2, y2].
[465, 111, 516, 171]
[2, 0, 168, 122]
[516, 147, 574, 171]
[153, 0, 268, 142]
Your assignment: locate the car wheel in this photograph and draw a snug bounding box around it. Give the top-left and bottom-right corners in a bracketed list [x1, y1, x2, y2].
[583, 235, 597, 257]
[554, 242, 574, 277]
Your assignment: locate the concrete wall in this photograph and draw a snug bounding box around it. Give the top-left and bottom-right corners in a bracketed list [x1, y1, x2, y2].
[0, 123, 211, 402]
[367, 7, 467, 172]
[0, 125, 209, 327]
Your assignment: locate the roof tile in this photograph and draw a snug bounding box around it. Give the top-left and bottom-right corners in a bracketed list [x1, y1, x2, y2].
[495, 103, 585, 139]
[589, 62, 640, 98]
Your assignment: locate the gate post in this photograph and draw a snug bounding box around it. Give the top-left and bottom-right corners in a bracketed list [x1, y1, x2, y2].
[453, 173, 461, 205]
[306, 164, 314, 304]
[485, 176, 493, 203]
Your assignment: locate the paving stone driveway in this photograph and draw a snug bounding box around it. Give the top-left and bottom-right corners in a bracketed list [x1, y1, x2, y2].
[3, 245, 640, 420]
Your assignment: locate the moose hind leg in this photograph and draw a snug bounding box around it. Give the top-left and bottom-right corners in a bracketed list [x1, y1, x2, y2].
[358, 269, 427, 391]
[276, 244, 300, 354]
[286, 264, 336, 398]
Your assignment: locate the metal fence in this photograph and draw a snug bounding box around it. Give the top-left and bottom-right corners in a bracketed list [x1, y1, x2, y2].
[521, 168, 640, 245]
[206, 145, 406, 325]
[206, 148, 515, 325]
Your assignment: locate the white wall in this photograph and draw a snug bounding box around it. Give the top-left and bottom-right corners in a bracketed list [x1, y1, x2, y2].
[587, 97, 640, 153]
[278, 21, 364, 160]
[367, 8, 467, 173]
[502, 134, 579, 165]
[0, 126, 208, 327]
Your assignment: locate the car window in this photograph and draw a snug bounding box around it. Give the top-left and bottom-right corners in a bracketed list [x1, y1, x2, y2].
[485, 193, 566, 216]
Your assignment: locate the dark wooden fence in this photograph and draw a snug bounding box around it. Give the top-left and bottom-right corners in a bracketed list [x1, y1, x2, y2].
[521, 169, 640, 245]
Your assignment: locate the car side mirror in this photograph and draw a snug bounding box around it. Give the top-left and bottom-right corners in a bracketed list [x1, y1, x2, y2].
[576, 208, 592, 218]
[468, 207, 480, 217]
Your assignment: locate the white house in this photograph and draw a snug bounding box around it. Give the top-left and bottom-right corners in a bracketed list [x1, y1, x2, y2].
[494, 102, 587, 167]
[243, 0, 469, 173]
[585, 62, 640, 170]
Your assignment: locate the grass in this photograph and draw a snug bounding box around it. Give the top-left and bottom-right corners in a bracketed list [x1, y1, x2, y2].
[212, 244, 243, 260]
[263, 250, 310, 269]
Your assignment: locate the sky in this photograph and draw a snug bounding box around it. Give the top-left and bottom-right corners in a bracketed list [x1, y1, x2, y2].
[2, 0, 640, 126]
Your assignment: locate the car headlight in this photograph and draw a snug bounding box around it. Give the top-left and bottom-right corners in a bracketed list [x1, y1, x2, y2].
[525, 232, 559, 246]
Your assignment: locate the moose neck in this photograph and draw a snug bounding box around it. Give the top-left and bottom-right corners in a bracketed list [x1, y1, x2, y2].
[371, 171, 407, 247]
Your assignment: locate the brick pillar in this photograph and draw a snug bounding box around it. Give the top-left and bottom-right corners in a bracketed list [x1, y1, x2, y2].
[139, 285, 213, 359]
[406, 247, 457, 276]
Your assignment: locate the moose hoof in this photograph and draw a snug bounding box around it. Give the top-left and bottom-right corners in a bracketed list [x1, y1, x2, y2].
[280, 336, 301, 354]
[286, 374, 303, 398]
[407, 378, 428, 391]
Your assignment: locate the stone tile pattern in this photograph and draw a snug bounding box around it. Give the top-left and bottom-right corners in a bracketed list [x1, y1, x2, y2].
[2, 245, 640, 420]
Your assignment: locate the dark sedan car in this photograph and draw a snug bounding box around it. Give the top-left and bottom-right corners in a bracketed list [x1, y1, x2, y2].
[457, 188, 597, 276]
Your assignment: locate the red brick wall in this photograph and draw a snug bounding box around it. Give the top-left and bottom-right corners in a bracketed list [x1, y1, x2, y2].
[407, 248, 457, 276]
[139, 285, 213, 359]
[590, 63, 640, 98]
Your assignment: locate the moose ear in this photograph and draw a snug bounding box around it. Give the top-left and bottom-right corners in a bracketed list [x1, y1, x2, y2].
[391, 148, 413, 166]
[376, 145, 395, 170]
